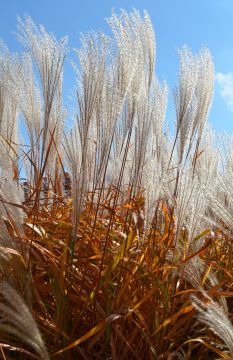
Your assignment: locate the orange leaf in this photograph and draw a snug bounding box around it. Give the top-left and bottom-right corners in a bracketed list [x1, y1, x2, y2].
[52, 314, 122, 356]
[152, 305, 194, 335]
[183, 338, 232, 359]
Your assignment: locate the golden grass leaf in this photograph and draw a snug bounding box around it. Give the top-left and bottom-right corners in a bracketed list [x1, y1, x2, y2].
[183, 338, 232, 359]
[52, 314, 122, 356]
[152, 304, 194, 336]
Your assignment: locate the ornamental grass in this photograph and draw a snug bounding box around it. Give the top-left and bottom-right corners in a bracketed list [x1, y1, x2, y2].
[0, 10, 232, 359]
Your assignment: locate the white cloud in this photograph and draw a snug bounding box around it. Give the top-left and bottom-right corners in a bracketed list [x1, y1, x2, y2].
[216, 72, 233, 112]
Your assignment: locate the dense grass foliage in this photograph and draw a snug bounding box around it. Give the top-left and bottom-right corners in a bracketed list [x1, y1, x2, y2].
[0, 9, 233, 359]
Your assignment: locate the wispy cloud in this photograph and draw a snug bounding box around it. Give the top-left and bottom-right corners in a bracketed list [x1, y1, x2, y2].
[216, 72, 233, 112]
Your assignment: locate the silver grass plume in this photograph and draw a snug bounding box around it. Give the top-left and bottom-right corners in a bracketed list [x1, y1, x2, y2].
[106, 9, 155, 101]
[0, 166, 32, 304]
[191, 291, 233, 357]
[0, 46, 30, 296]
[177, 252, 228, 312]
[167, 128, 227, 312]
[194, 126, 219, 188]
[173, 47, 199, 164]
[19, 53, 42, 177]
[193, 48, 214, 146]
[108, 10, 157, 193]
[74, 31, 119, 192]
[194, 127, 220, 230]
[172, 167, 206, 242]
[169, 164, 229, 313]
[150, 80, 168, 165]
[0, 42, 21, 164]
[173, 47, 214, 166]
[131, 85, 155, 192]
[170, 47, 215, 249]
[206, 133, 233, 231]
[63, 127, 83, 234]
[17, 16, 68, 180]
[69, 9, 158, 207]
[174, 131, 219, 245]
[142, 80, 168, 229]
[142, 158, 163, 231]
[0, 281, 49, 360]
[106, 9, 156, 193]
[0, 170, 24, 227]
[73, 32, 111, 197]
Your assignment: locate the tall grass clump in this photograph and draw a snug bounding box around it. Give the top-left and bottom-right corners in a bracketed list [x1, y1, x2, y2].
[0, 9, 232, 359]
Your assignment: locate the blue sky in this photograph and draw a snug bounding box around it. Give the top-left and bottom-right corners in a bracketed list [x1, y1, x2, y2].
[1, 0, 233, 133]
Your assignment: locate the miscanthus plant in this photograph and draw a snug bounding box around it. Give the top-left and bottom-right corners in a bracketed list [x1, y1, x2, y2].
[0, 9, 232, 360]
